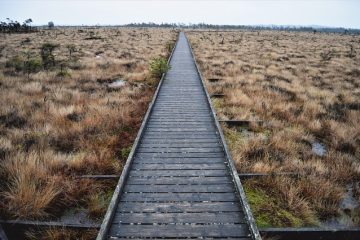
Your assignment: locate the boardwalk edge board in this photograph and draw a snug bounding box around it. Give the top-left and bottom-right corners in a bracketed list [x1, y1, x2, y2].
[96, 33, 180, 240]
[186, 32, 261, 240]
[0, 219, 100, 229]
[260, 227, 360, 240]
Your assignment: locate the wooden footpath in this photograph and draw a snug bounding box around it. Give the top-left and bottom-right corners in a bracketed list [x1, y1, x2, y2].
[97, 32, 261, 239]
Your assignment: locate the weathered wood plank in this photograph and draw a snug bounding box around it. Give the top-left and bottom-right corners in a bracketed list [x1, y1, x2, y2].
[124, 184, 234, 193]
[145, 127, 215, 131]
[121, 192, 238, 202]
[109, 224, 251, 238]
[129, 169, 230, 177]
[140, 143, 221, 148]
[113, 212, 244, 224]
[133, 157, 225, 164]
[135, 152, 224, 158]
[132, 163, 226, 170]
[137, 147, 223, 153]
[141, 138, 219, 142]
[127, 176, 231, 185]
[116, 201, 241, 213]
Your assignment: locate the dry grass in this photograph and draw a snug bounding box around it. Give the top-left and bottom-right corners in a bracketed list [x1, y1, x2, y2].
[187, 30, 360, 226]
[0, 26, 176, 228]
[26, 227, 98, 240]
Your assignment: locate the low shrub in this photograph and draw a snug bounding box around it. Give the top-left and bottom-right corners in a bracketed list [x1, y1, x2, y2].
[5, 55, 23, 72]
[149, 57, 170, 78]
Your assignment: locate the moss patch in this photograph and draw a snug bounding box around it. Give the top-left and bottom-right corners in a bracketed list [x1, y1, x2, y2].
[211, 98, 224, 110]
[120, 146, 132, 160]
[87, 190, 113, 219]
[244, 184, 304, 227]
[224, 127, 245, 149]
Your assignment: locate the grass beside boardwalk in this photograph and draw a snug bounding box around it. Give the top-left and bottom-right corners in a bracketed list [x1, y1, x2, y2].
[188, 30, 360, 227]
[0, 27, 177, 238]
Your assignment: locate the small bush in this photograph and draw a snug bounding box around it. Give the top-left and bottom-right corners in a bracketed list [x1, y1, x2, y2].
[6, 55, 23, 72]
[56, 62, 71, 78]
[66, 44, 77, 60]
[320, 49, 334, 61]
[6, 54, 42, 76]
[40, 43, 59, 69]
[149, 57, 170, 78]
[56, 69, 70, 78]
[24, 58, 42, 74]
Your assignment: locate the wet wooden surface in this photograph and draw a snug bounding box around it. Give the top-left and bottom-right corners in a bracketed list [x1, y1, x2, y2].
[104, 32, 255, 239]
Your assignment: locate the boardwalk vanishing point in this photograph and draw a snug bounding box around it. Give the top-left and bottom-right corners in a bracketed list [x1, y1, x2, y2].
[97, 32, 261, 239]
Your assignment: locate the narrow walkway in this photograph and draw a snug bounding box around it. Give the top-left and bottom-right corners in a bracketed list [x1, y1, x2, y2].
[98, 32, 260, 239]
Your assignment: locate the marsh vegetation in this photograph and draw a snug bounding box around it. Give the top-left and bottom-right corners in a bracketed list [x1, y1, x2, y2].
[187, 30, 360, 227]
[0, 27, 176, 239]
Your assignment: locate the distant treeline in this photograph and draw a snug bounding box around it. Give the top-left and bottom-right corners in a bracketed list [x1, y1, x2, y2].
[2, 19, 359, 35]
[124, 22, 360, 34]
[0, 18, 38, 33]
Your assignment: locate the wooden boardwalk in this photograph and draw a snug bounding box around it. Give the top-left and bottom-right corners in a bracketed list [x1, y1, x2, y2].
[97, 32, 261, 240]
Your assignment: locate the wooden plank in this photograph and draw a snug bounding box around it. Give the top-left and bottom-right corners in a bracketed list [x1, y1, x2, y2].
[220, 120, 264, 127]
[148, 118, 212, 121]
[239, 172, 300, 178]
[137, 147, 223, 153]
[133, 157, 225, 164]
[113, 212, 244, 224]
[145, 127, 215, 131]
[116, 201, 241, 213]
[144, 131, 218, 135]
[80, 175, 119, 179]
[0, 220, 100, 229]
[109, 224, 251, 238]
[124, 184, 234, 193]
[140, 143, 221, 148]
[121, 192, 238, 202]
[109, 238, 251, 240]
[129, 169, 230, 177]
[153, 107, 209, 109]
[127, 176, 231, 185]
[141, 138, 219, 142]
[147, 124, 214, 128]
[152, 111, 210, 114]
[135, 153, 224, 158]
[211, 93, 225, 98]
[148, 119, 214, 122]
[152, 110, 209, 112]
[260, 227, 360, 240]
[132, 163, 226, 170]
[152, 108, 209, 110]
[151, 115, 211, 117]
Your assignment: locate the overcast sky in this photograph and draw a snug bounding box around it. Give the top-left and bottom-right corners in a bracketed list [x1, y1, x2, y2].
[1, 0, 360, 28]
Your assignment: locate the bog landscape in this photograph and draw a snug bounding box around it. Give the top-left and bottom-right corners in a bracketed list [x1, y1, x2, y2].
[0, 5, 359, 240]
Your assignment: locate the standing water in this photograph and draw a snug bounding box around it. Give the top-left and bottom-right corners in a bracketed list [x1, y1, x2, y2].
[322, 184, 360, 227]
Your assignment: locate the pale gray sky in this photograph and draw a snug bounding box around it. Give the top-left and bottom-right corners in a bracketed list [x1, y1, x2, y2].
[1, 0, 360, 28]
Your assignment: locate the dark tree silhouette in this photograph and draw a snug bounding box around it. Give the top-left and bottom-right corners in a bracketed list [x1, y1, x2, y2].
[0, 18, 37, 33]
[48, 21, 55, 29]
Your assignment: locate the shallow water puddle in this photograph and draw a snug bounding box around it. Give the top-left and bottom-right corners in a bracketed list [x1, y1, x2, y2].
[312, 141, 326, 156]
[108, 79, 126, 89]
[60, 208, 100, 225]
[322, 184, 360, 227]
